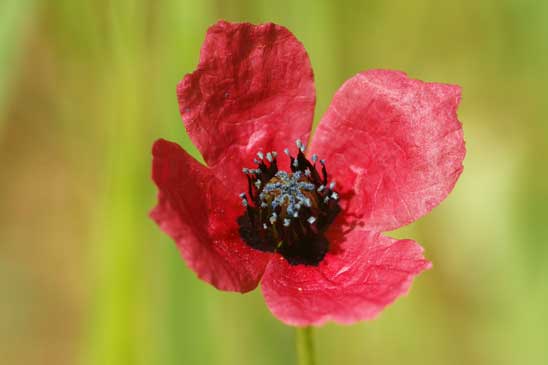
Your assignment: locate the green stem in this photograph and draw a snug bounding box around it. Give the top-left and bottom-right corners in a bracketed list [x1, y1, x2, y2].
[296, 326, 316, 365]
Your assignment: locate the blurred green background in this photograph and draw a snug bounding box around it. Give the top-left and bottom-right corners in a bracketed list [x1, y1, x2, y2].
[1, 0, 547, 364]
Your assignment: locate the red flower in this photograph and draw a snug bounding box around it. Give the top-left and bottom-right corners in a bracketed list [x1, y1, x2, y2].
[151, 21, 465, 326]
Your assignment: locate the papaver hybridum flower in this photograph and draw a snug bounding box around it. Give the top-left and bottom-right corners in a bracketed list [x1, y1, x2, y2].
[151, 21, 465, 326]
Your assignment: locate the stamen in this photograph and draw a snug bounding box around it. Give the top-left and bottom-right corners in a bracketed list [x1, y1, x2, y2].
[237, 142, 341, 266]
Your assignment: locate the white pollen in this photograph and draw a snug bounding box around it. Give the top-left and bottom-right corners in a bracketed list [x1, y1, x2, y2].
[331, 192, 339, 200]
[324, 196, 330, 203]
[266, 152, 273, 162]
[283, 218, 291, 227]
[257, 151, 264, 160]
[307, 216, 316, 224]
[317, 185, 325, 192]
[329, 182, 336, 190]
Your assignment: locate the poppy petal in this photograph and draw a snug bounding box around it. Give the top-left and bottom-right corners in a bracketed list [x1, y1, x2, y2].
[178, 21, 316, 190]
[310, 70, 465, 231]
[151, 139, 271, 292]
[261, 228, 431, 326]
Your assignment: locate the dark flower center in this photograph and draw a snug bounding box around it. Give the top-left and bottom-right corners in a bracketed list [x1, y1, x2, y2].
[237, 140, 341, 266]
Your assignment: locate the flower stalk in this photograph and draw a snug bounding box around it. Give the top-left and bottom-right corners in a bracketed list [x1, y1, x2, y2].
[296, 326, 315, 365]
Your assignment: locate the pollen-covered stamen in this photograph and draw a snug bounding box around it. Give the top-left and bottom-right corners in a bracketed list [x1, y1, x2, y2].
[237, 140, 341, 266]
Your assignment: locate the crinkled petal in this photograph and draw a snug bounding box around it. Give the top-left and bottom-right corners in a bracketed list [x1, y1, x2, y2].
[310, 70, 465, 231]
[151, 139, 271, 292]
[261, 228, 431, 326]
[178, 21, 316, 190]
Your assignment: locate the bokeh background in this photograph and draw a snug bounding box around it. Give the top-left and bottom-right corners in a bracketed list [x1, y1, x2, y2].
[1, 0, 547, 364]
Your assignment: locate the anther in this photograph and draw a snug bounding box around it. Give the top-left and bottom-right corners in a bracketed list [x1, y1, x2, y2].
[254, 180, 262, 188]
[307, 216, 317, 224]
[304, 168, 311, 177]
[284, 148, 290, 156]
[257, 151, 264, 160]
[272, 151, 278, 158]
[329, 182, 336, 190]
[331, 192, 339, 200]
[320, 159, 326, 165]
[263, 223, 268, 230]
[266, 152, 273, 162]
[312, 154, 318, 163]
[242, 168, 249, 174]
[254, 159, 260, 165]
[239, 192, 246, 198]
[295, 139, 303, 149]
[292, 159, 298, 168]
[283, 218, 291, 227]
[317, 185, 325, 192]
[242, 199, 248, 207]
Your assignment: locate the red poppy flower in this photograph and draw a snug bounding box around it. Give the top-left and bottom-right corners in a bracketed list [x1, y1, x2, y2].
[151, 21, 465, 326]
